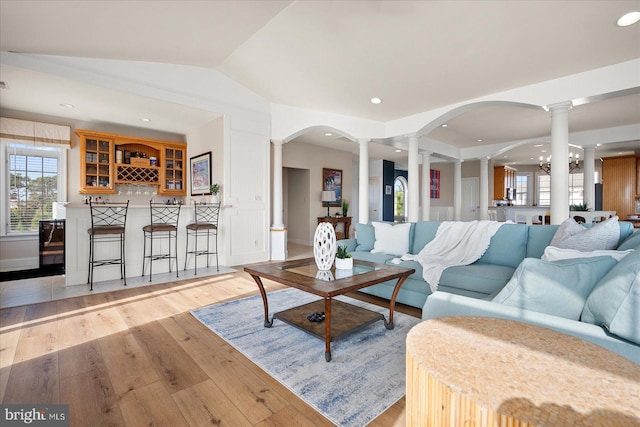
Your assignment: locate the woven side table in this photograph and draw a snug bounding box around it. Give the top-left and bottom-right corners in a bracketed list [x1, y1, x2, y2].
[406, 317, 640, 426]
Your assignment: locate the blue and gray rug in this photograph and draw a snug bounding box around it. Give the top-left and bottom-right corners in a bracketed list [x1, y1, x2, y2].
[191, 288, 421, 427]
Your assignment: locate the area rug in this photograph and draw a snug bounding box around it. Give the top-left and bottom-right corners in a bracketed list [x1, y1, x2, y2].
[191, 288, 421, 427]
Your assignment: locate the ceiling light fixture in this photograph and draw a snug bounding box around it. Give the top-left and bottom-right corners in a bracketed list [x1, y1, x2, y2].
[59, 103, 75, 108]
[441, 124, 448, 128]
[533, 144, 543, 147]
[617, 11, 640, 26]
[324, 132, 333, 136]
[477, 139, 483, 142]
[140, 118, 151, 122]
[395, 149, 402, 153]
[370, 97, 382, 104]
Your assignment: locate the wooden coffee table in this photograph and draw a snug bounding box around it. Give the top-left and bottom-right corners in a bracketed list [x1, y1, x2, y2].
[245, 258, 415, 361]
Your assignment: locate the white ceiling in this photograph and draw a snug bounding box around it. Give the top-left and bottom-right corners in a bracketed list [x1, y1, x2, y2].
[1, 0, 639, 166]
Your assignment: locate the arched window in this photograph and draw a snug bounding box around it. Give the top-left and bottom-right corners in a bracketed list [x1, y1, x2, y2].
[394, 176, 408, 222]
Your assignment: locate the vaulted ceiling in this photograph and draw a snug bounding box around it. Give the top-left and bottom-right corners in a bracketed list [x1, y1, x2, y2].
[1, 1, 639, 166]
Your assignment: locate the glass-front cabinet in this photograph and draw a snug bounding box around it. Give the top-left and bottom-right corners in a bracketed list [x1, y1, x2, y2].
[161, 146, 185, 195]
[77, 130, 186, 196]
[80, 133, 114, 194]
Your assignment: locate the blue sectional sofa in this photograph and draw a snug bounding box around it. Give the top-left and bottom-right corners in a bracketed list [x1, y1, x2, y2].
[338, 220, 640, 363]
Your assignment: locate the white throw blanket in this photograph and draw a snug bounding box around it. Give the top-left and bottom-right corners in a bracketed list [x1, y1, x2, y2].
[401, 221, 504, 292]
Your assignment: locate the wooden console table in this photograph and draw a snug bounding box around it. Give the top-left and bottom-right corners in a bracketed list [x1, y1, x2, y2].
[406, 317, 640, 426]
[317, 216, 351, 239]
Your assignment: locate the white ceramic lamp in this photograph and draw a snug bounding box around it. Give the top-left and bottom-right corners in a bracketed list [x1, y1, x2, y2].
[321, 190, 336, 217]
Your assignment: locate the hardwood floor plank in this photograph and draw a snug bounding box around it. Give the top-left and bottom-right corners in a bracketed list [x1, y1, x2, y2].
[98, 330, 159, 395]
[58, 340, 103, 380]
[255, 405, 318, 427]
[131, 320, 208, 393]
[118, 381, 188, 427]
[159, 312, 288, 424]
[0, 305, 26, 401]
[172, 379, 252, 427]
[60, 367, 124, 427]
[2, 351, 59, 404]
[56, 297, 94, 350]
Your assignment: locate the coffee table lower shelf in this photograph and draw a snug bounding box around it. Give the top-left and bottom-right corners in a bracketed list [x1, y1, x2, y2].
[274, 299, 385, 345]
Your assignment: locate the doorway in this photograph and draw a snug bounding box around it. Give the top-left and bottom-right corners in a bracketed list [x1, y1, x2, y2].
[368, 177, 382, 222]
[461, 177, 479, 221]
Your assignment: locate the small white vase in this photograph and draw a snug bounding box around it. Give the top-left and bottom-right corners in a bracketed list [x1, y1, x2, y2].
[313, 223, 336, 270]
[335, 257, 353, 270]
[211, 195, 219, 204]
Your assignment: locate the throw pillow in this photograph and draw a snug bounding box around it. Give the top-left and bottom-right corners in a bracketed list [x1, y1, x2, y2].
[355, 223, 375, 251]
[492, 256, 618, 320]
[617, 230, 640, 251]
[541, 246, 633, 262]
[581, 250, 640, 345]
[549, 216, 619, 250]
[370, 222, 412, 257]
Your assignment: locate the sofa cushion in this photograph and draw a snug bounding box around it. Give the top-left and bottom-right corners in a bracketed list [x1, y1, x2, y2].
[581, 250, 640, 345]
[371, 222, 412, 256]
[617, 229, 640, 251]
[550, 216, 620, 250]
[441, 264, 516, 296]
[475, 224, 528, 268]
[350, 250, 396, 265]
[355, 223, 375, 251]
[541, 246, 634, 262]
[526, 225, 559, 258]
[411, 221, 441, 254]
[492, 256, 618, 320]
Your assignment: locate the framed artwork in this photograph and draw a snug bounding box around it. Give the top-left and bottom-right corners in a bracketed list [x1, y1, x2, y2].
[322, 168, 342, 206]
[190, 151, 212, 196]
[430, 169, 441, 199]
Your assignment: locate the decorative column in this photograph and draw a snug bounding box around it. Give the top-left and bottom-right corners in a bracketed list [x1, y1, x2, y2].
[583, 146, 596, 211]
[358, 138, 370, 225]
[479, 157, 489, 220]
[549, 102, 572, 224]
[408, 134, 420, 222]
[454, 160, 462, 221]
[270, 139, 287, 260]
[421, 152, 432, 220]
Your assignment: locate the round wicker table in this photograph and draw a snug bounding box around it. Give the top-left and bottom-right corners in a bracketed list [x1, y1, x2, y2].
[406, 317, 640, 426]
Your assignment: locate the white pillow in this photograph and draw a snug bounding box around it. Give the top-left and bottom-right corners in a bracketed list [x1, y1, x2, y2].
[541, 246, 633, 262]
[370, 222, 412, 256]
[549, 216, 620, 251]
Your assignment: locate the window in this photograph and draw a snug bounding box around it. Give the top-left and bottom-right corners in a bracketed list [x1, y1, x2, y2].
[569, 172, 584, 206]
[537, 174, 551, 206]
[394, 176, 407, 222]
[514, 174, 529, 206]
[2, 141, 66, 235]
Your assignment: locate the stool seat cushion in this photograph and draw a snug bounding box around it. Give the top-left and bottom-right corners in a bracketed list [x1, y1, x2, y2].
[186, 222, 217, 231]
[143, 224, 177, 232]
[88, 225, 125, 235]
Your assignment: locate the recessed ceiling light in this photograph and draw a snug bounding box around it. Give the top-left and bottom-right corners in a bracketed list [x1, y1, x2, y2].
[140, 118, 151, 122]
[534, 144, 543, 147]
[395, 149, 402, 153]
[441, 124, 448, 128]
[59, 103, 75, 108]
[370, 97, 382, 104]
[324, 133, 333, 136]
[503, 155, 508, 158]
[541, 150, 547, 153]
[617, 11, 640, 26]
[477, 139, 483, 142]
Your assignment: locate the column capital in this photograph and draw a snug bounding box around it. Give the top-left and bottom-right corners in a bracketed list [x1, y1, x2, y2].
[358, 138, 370, 145]
[270, 139, 286, 146]
[546, 101, 573, 112]
[583, 145, 596, 153]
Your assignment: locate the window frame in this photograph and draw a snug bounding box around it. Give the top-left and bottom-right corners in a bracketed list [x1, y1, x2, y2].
[1, 138, 68, 238]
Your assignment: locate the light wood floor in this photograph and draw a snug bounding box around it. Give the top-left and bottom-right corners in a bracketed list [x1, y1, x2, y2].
[0, 264, 420, 426]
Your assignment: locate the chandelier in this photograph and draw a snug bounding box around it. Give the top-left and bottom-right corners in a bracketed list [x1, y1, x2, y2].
[538, 153, 581, 175]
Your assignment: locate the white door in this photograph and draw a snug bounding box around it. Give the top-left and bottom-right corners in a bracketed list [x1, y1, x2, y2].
[461, 177, 479, 221]
[368, 177, 382, 222]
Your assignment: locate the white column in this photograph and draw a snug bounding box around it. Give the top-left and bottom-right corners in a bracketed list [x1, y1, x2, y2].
[583, 146, 596, 211]
[270, 139, 287, 260]
[408, 135, 420, 222]
[421, 152, 432, 220]
[453, 160, 462, 221]
[358, 138, 370, 225]
[549, 102, 572, 224]
[479, 157, 489, 220]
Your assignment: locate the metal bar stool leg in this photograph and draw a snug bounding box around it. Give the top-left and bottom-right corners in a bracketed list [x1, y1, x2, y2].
[174, 230, 179, 278]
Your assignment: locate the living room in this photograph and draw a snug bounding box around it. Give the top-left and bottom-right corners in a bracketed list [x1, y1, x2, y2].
[1, 1, 639, 426]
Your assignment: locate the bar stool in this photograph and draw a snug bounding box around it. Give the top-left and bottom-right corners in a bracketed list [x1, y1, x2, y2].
[87, 200, 129, 291]
[142, 201, 181, 281]
[184, 201, 221, 274]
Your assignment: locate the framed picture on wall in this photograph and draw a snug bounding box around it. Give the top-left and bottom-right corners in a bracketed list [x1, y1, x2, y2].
[190, 151, 212, 195]
[322, 168, 342, 206]
[430, 169, 440, 199]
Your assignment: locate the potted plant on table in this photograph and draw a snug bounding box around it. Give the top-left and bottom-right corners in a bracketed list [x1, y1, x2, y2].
[342, 199, 349, 217]
[335, 245, 353, 270]
[210, 184, 221, 203]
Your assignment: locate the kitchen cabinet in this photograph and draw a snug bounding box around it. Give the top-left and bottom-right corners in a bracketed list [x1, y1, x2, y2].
[493, 166, 516, 200]
[77, 130, 186, 196]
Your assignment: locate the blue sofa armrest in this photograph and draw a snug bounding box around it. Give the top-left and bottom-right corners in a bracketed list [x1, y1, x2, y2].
[336, 238, 357, 252]
[423, 291, 640, 364]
